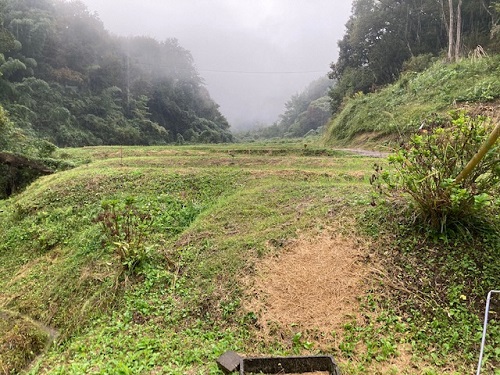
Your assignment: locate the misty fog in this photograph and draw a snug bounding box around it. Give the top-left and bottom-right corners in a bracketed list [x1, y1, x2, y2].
[79, 0, 353, 130]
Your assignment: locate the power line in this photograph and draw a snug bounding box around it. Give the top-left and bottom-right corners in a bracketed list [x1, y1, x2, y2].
[125, 59, 328, 75]
[198, 69, 327, 75]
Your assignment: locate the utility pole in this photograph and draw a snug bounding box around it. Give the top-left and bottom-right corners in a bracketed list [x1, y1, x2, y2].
[126, 39, 131, 112]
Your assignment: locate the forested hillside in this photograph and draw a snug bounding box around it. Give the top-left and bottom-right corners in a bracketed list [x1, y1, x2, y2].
[241, 0, 500, 143]
[328, 0, 500, 112]
[324, 54, 500, 144]
[0, 0, 232, 148]
[321, 0, 500, 147]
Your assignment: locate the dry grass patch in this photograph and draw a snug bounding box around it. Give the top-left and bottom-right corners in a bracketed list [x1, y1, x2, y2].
[0, 310, 53, 374]
[245, 230, 371, 345]
[242, 229, 438, 374]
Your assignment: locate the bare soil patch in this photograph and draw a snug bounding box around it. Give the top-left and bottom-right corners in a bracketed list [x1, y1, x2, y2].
[245, 231, 370, 343]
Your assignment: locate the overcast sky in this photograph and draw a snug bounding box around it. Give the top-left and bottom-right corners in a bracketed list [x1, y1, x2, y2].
[80, 0, 353, 130]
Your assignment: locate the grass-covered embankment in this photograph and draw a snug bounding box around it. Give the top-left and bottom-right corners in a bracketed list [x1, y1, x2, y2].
[324, 55, 500, 146]
[0, 144, 374, 374]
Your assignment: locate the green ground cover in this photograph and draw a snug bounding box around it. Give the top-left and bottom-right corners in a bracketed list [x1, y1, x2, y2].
[0, 143, 497, 374]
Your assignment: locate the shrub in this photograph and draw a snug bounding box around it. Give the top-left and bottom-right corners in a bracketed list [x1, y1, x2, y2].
[372, 111, 499, 232]
[402, 53, 436, 73]
[95, 197, 154, 275]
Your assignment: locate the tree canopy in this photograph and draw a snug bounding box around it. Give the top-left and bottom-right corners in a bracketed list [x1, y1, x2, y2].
[0, 0, 232, 147]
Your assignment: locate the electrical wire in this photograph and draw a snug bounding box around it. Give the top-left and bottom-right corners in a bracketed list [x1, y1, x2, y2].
[125, 56, 329, 75]
[198, 69, 327, 75]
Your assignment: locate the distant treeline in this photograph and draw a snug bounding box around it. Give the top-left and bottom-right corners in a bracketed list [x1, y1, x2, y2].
[237, 76, 332, 141]
[0, 0, 232, 148]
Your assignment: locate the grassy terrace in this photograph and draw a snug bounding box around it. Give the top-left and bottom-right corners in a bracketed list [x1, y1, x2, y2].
[0, 143, 497, 374]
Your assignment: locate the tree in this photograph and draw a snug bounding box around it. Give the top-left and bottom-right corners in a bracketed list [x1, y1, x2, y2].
[490, 1, 500, 44]
[442, 0, 463, 61]
[0, 103, 13, 150]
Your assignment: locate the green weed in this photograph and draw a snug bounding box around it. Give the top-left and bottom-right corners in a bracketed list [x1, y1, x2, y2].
[96, 197, 154, 275]
[360, 199, 500, 374]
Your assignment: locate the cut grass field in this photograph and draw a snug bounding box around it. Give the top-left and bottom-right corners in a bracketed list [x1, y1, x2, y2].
[0, 143, 497, 374]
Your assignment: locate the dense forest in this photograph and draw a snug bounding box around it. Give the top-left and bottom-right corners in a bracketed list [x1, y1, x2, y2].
[0, 0, 232, 151]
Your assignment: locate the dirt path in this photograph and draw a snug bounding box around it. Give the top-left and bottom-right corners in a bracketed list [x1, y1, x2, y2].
[335, 148, 389, 158]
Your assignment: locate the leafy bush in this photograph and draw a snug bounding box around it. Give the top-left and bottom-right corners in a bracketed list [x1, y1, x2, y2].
[95, 197, 154, 275]
[372, 111, 499, 232]
[402, 53, 436, 73]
